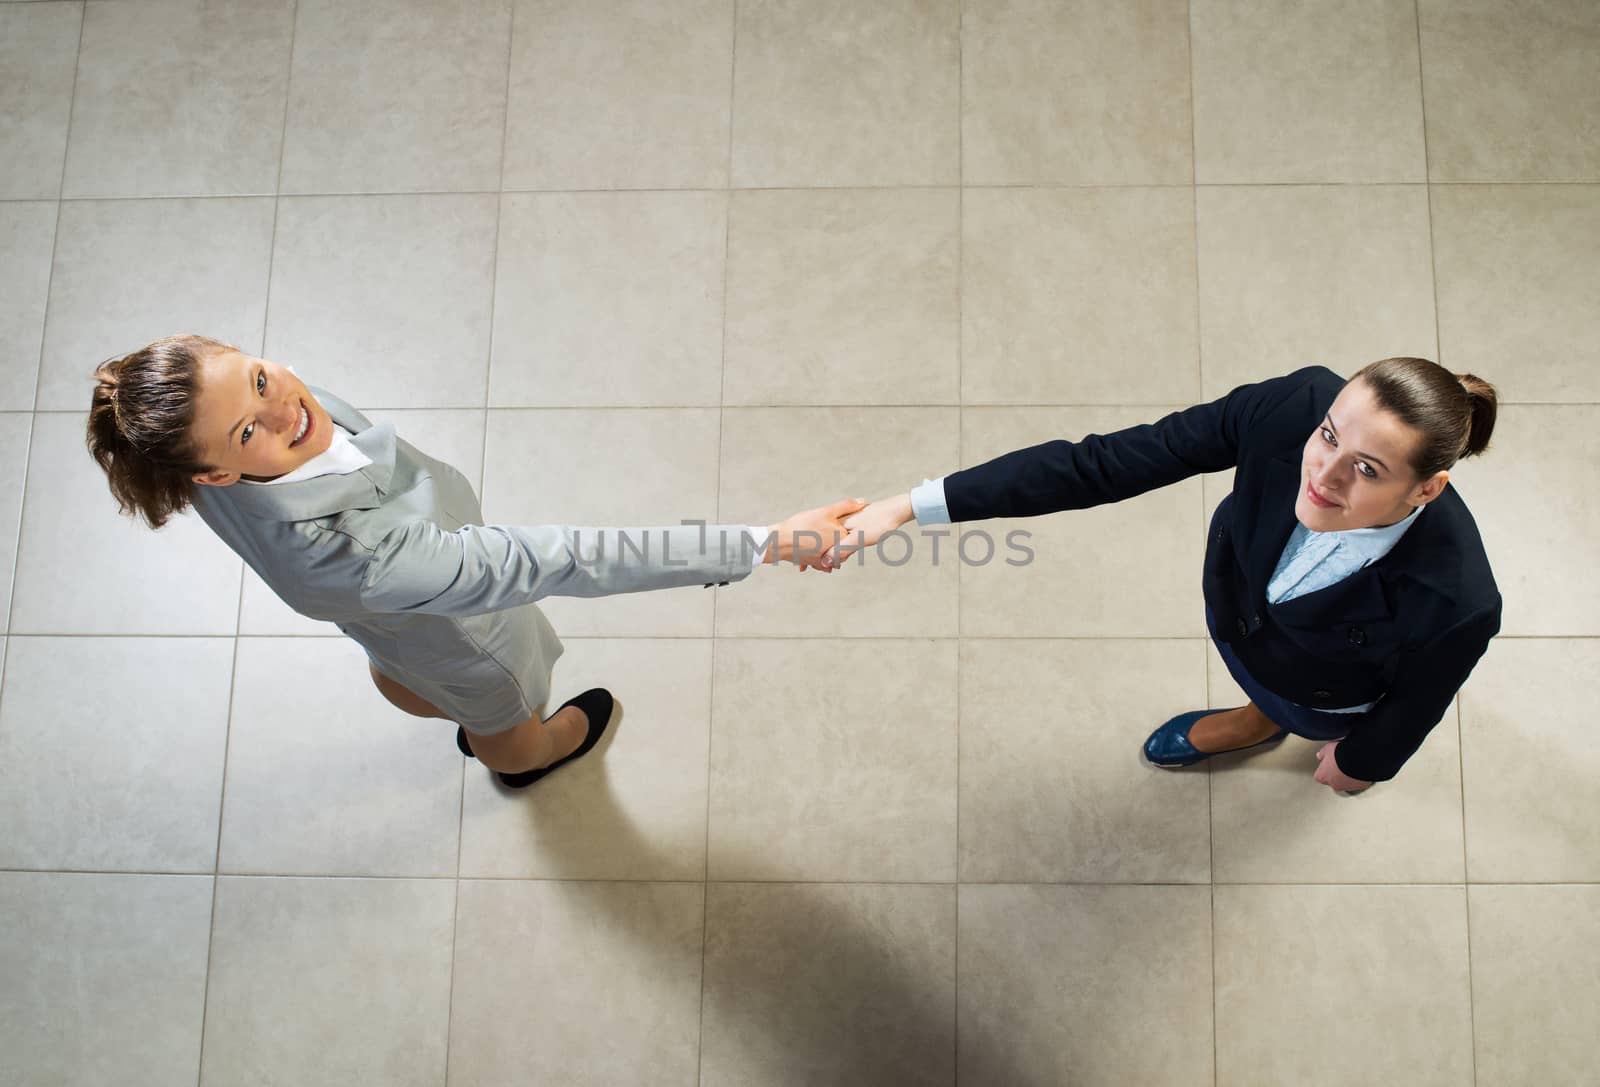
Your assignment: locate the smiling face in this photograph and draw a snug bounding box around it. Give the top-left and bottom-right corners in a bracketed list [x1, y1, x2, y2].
[188, 349, 335, 485]
[1295, 378, 1450, 531]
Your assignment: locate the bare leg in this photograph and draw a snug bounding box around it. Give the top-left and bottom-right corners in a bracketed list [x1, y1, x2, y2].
[366, 663, 585, 775]
[368, 664, 451, 719]
[1185, 701, 1282, 753]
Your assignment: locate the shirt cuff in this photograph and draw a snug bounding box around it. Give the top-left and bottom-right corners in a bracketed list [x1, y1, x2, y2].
[744, 525, 770, 570]
[909, 477, 951, 526]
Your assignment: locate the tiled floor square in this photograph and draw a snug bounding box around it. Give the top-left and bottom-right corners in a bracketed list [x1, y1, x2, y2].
[1214, 884, 1474, 1087]
[961, 0, 1193, 185]
[959, 638, 1212, 883]
[1459, 638, 1600, 882]
[1419, 0, 1600, 182]
[63, 0, 295, 198]
[36, 197, 275, 410]
[708, 638, 957, 882]
[724, 188, 959, 406]
[962, 187, 1198, 405]
[731, 0, 959, 187]
[701, 882, 956, 1087]
[1469, 884, 1600, 1087]
[0, 1, 80, 200]
[0, 636, 231, 872]
[1444, 405, 1600, 636]
[200, 875, 454, 1087]
[1197, 185, 1437, 398]
[0, 201, 56, 409]
[503, 0, 734, 191]
[451, 879, 705, 1086]
[958, 884, 1213, 1086]
[218, 637, 463, 877]
[1432, 184, 1600, 402]
[490, 191, 727, 407]
[0, 872, 212, 1087]
[264, 194, 498, 409]
[1191, 0, 1426, 182]
[280, 0, 511, 194]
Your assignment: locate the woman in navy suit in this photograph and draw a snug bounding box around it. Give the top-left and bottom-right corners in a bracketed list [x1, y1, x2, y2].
[829, 358, 1500, 793]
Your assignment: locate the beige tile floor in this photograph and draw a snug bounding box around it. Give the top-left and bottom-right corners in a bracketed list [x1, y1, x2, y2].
[0, 1, 1595, 1084]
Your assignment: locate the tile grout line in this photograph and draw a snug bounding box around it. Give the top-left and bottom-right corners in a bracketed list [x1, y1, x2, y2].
[1414, 2, 1447, 375]
[194, 573, 248, 1085]
[1, 413, 34, 651]
[700, 4, 740, 1082]
[442, 6, 518, 1084]
[953, 2, 966, 1081]
[257, 0, 297, 400]
[1413, 1, 1477, 1078]
[195, 5, 298, 1081]
[1184, 2, 1221, 1080]
[8, 867, 1599, 887]
[475, 0, 515, 529]
[15, 179, 1600, 208]
[1454, 696, 1481, 1079]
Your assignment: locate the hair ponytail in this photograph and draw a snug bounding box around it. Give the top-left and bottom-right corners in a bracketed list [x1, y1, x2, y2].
[1456, 372, 1497, 459]
[1351, 357, 1498, 478]
[85, 334, 229, 528]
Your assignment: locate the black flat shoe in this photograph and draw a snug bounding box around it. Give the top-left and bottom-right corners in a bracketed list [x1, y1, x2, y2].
[497, 688, 615, 790]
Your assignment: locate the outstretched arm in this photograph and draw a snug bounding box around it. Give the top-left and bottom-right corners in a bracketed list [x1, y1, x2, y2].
[359, 499, 868, 616]
[822, 368, 1329, 567]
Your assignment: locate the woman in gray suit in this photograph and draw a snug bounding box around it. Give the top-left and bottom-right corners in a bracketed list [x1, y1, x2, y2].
[88, 334, 859, 790]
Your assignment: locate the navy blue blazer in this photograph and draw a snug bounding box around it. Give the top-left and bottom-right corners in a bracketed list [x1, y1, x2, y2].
[943, 366, 1501, 782]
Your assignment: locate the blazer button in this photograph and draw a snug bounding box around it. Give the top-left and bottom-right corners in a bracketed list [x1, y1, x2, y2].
[1313, 689, 1332, 702]
[1236, 618, 1249, 637]
[1348, 626, 1367, 646]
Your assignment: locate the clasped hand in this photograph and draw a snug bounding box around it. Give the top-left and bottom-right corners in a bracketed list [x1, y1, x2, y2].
[762, 498, 866, 571]
[765, 494, 915, 572]
[1314, 741, 1372, 794]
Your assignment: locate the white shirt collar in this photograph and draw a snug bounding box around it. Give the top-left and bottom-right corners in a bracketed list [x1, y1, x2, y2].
[239, 422, 374, 486]
[1320, 502, 1423, 541]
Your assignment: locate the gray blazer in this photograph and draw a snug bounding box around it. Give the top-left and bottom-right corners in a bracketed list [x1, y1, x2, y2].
[191, 389, 755, 733]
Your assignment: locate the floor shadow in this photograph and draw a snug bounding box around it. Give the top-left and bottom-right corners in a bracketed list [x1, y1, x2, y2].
[483, 699, 1047, 1087]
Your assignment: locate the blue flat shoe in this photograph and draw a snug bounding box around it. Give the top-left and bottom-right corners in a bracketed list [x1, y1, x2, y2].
[1143, 708, 1286, 768]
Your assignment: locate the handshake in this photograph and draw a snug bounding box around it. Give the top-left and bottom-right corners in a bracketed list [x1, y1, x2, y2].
[760, 495, 915, 573]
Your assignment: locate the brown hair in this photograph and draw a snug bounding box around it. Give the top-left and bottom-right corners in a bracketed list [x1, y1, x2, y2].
[86, 334, 231, 529]
[1351, 357, 1498, 478]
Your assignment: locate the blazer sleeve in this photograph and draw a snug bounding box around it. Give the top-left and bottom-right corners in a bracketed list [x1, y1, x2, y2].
[1332, 601, 1501, 782]
[358, 520, 756, 616]
[942, 367, 1327, 522]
